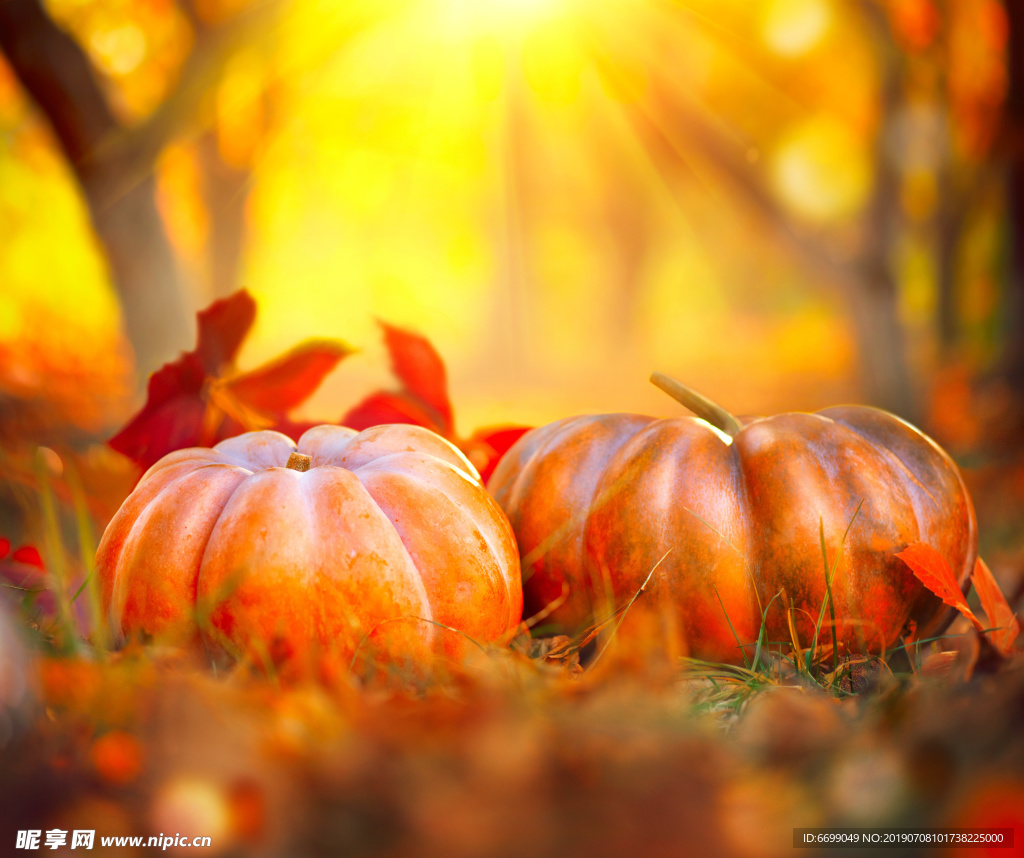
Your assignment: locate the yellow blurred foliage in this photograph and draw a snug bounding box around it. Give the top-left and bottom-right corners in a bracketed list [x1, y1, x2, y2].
[522, 21, 587, 105]
[0, 73, 131, 432]
[44, 0, 192, 121]
[0, 0, 1010, 437]
[761, 0, 832, 56]
[771, 115, 872, 223]
[217, 50, 267, 169]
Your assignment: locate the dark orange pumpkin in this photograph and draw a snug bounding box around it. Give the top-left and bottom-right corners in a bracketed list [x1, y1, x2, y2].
[488, 374, 976, 663]
[97, 425, 522, 672]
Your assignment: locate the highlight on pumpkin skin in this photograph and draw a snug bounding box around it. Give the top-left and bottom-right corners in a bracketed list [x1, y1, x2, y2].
[488, 372, 978, 665]
[95, 424, 523, 680]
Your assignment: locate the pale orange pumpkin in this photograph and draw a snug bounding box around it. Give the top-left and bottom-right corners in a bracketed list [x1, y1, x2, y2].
[488, 374, 976, 663]
[97, 425, 522, 671]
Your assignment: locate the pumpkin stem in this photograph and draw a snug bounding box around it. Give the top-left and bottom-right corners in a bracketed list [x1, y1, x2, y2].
[650, 372, 742, 437]
[286, 452, 312, 472]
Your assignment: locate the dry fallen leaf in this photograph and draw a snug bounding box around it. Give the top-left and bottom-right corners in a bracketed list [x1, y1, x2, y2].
[970, 558, 1020, 654]
[897, 542, 984, 632]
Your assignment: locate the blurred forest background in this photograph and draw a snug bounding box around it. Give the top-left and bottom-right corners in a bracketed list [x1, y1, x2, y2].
[1, 0, 1023, 557]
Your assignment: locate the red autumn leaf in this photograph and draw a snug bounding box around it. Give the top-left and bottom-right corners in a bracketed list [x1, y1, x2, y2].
[109, 290, 350, 471]
[971, 558, 1020, 654]
[380, 321, 453, 433]
[341, 323, 452, 435]
[109, 292, 257, 467]
[0, 538, 44, 569]
[463, 426, 532, 483]
[1, 539, 53, 616]
[897, 542, 984, 632]
[343, 391, 446, 435]
[225, 340, 353, 414]
[195, 289, 257, 373]
[108, 354, 210, 470]
[340, 323, 532, 482]
[12, 545, 44, 569]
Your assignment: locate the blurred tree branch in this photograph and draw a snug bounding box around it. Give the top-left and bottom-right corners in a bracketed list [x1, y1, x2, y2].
[105, 2, 274, 191]
[620, 64, 916, 418]
[0, 0, 115, 166]
[177, 0, 260, 302]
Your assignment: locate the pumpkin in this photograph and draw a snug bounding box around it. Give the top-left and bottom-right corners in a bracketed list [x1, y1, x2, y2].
[97, 424, 522, 671]
[488, 373, 976, 663]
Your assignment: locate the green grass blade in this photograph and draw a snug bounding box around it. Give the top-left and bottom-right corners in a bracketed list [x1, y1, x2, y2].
[808, 500, 863, 676]
[713, 584, 750, 669]
[65, 463, 107, 655]
[819, 518, 838, 675]
[883, 631, 966, 660]
[751, 591, 782, 674]
[34, 449, 80, 655]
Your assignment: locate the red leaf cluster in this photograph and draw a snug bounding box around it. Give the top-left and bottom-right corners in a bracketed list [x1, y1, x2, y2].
[109, 294, 529, 483]
[344, 323, 453, 433]
[109, 291, 352, 471]
[0, 538, 43, 569]
[343, 322, 529, 482]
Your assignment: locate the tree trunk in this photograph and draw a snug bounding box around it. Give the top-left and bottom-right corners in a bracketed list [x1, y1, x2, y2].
[86, 173, 194, 373]
[0, 0, 193, 379]
[851, 61, 917, 419]
[197, 131, 250, 299]
[848, 261, 915, 417]
[849, 7, 919, 421]
[1002, 0, 1024, 397]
